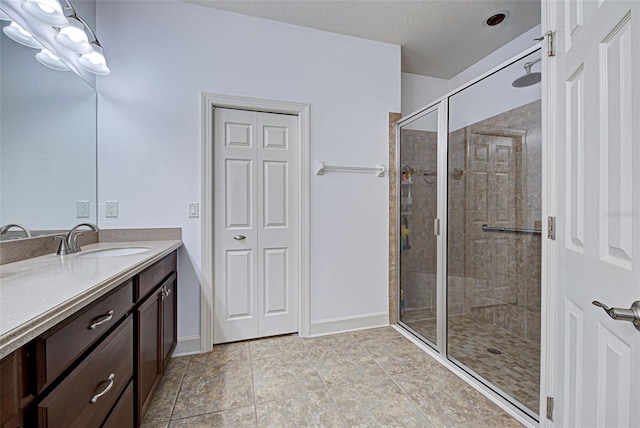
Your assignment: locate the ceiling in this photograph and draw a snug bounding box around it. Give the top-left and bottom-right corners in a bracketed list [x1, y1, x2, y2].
[183, 0, 541, 79]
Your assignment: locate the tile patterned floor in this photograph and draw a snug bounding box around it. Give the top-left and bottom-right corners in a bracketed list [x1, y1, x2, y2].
[402, 314, 540, 414]
[141, 327, 524, 427]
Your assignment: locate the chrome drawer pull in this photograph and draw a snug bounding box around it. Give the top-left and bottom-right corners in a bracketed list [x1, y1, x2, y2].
[90, 373, 114, 404]
[88, 310, 114, 330]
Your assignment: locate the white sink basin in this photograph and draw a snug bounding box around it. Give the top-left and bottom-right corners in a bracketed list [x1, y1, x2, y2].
[77, 247, 150, 259]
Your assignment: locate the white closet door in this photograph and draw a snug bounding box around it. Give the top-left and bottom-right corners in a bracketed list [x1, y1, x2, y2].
[214, 108, 259, 343]
[257, 112, 299, 337]
[213, 108, 298, 344]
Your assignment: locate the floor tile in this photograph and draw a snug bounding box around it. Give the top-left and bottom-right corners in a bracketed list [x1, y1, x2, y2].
[251, 351, 325, 403]
[141, 422, 168, 428]
[314, 352, 389, 388]
[190, 342, 250, 368]
[255, 390, 345, 427]
[393, 369, 502, 427]
[362, 337, 442, 375]
[142, 357, 189, 423]
[249, 334, 306, 360]
[350, 326, 403, 342]
[168, 406, 256, 428]
[172, 361, 254, 419]
[303, 333, 364, 358]
[455, 412, 524, 427]
[329, 378, 430, 427]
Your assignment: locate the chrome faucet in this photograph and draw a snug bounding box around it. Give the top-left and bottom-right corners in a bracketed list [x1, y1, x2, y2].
[56, 222, 100, 255]
[0, 223, 32, 238]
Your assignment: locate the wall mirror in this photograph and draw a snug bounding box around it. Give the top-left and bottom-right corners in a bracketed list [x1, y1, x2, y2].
[0, 5, 97, 241]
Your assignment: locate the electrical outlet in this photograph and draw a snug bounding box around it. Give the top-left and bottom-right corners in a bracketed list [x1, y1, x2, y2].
[105, 201, 119, 218]
[188, 202, 199, 218]
[76, 200, 90, 218]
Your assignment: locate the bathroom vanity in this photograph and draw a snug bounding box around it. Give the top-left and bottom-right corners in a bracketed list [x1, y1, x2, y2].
[0, 241, 181, 427]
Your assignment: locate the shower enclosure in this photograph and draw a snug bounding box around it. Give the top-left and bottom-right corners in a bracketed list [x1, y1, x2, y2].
[397, 48, 542, 419]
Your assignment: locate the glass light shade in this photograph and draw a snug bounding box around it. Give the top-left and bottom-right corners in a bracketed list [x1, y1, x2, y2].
[78, 43, 110, 75]
[55, 17, 91, 54]
[21, 0, 68, 27]
[0, 9, 11, 21]
[3, 21, 43, 49]
[35, 48, 70, 71]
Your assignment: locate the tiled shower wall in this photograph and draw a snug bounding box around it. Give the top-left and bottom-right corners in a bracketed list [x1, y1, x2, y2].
[448, 100, 542, 343]
[399, 129, 438, 312]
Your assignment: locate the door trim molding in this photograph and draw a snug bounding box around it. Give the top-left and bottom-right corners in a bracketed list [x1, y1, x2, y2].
[540, 2, 557, 426]
[201, 93, 311, 353]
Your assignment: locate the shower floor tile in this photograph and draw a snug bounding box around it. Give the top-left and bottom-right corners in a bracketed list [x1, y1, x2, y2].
[142, 328, 524, 427]
[402, 313, 541, 415]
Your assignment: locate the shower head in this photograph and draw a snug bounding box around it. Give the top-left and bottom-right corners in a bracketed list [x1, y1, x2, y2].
[512, 57, 542, 88]
[512, 72, 541, 87]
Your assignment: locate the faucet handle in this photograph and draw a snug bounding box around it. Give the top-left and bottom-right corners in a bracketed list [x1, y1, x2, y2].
[55, 234, 74, 256]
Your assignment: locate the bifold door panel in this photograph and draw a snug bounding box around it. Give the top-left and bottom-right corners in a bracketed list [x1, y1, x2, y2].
[214, 109, 299, 343]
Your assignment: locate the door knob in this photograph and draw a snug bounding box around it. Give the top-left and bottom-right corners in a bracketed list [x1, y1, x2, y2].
[233, 235, 246, 240]
[592, 300, 640, 331]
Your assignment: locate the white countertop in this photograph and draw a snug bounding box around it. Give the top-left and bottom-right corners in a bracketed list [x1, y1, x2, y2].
[0, 240, 183, 359]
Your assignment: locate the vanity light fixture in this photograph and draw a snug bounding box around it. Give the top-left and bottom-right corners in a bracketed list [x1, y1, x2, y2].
[21, 0, 68, 28]
[35, 47, 70, 71]
[3, 21, 43, 48]
[55, 16, 91, 53]
[2, 0, 110, 75]
[59, 0, 110, 74]
[78, 41, 109, 75]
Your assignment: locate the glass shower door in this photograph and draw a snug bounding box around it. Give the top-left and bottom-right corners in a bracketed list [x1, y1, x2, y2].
[398, 108, 440, 346]
[446, 49, 542, 417]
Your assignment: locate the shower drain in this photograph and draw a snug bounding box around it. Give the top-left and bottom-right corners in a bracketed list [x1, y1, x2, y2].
[487, 348, 502, 355]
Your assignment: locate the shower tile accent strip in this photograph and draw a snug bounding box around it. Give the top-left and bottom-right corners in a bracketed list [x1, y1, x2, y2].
[388, 112, 402, 325]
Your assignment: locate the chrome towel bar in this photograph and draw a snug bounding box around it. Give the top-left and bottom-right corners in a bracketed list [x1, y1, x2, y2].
[481, 224, 542, 235]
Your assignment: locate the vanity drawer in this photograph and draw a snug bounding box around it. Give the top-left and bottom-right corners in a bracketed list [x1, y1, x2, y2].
[37, 315, 133, 428]
[102, 380, 134, 428]
[137, 251, 176, 301]
[36, 280, 134, 393]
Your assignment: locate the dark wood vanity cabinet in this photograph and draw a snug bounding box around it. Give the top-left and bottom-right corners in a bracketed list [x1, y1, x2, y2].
[1, 347, 32, 428]
[136, 252, 177, 426]
[0, 250, 178, 428]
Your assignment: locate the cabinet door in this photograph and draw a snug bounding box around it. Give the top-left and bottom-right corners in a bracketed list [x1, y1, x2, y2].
[161, 275, 177, 370]
[136, 290, 162, 424]
[1, 351, 21, 428]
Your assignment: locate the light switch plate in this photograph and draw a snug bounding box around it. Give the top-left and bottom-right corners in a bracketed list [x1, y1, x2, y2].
[105, 201, 119, 218]
[76, 200, 90, 218]
[188, 202, 199, 218]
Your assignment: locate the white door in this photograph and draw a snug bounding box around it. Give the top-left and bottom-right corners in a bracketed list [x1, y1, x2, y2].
[213, 108, 299, 344]
[551, 0, 640, 426]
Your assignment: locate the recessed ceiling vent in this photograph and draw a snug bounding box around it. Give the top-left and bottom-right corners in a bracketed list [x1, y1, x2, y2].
[483, 10, 510, 27]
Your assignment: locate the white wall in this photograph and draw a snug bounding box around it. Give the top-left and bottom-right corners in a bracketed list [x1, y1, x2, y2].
[401, 73, 448, 116]
[96, 1, 400, 340]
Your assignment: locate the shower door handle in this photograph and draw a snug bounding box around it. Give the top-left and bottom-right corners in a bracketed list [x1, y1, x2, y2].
[592, 300, 640, 331]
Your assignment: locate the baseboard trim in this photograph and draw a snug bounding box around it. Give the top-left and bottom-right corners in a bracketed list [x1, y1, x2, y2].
[172, 335, 201, 357]
[309, 312, 388, 337]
